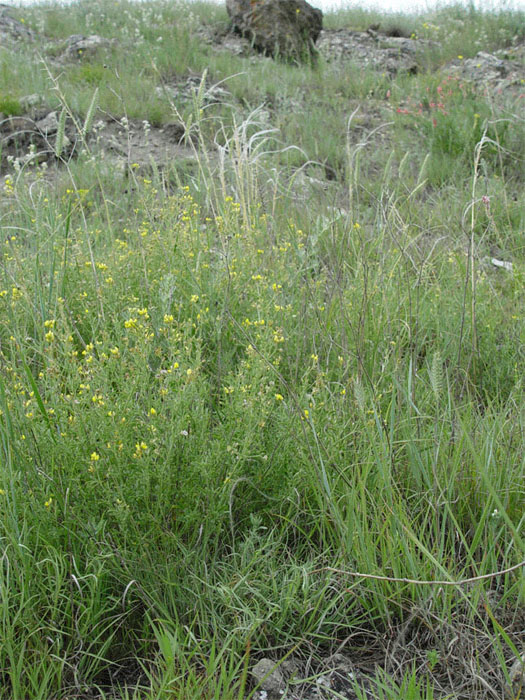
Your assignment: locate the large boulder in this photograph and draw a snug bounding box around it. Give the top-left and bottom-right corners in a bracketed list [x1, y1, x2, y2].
[226, 0, 323, 62]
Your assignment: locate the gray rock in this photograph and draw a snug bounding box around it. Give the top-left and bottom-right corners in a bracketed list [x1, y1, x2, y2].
[35, 111, 71, 151]
[0, 5, 36, 44]
[445, 50, 524, 98]
[252, 658, 286, 696]
[377, 35, 418, 54]
[221, 34, 252, 56]
[19, 94, 44, 111]
[317, 29, 420, 75]
[251, 657, 300, 697]
[194, 23, 260, 58]
[491, 258, 513, 272]
[226, 0, 323, 62]
[61, 34, 114, 60]
[508, 653, 525, 699]
[35, 111, 60, 136]
[250, 653, 375, 699]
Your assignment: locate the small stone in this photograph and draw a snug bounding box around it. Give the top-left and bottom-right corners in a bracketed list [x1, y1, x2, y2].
[251, 658, 286, 697]
[19, 94, 43, 111]
[491, 258, 513, 272]
[35, 112, 59, 135]
[61, 34, 114, 60]
[508, 653, 525, 699]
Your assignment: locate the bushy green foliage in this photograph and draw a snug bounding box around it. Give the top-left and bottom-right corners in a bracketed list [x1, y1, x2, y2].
[0, 95, 22, 116]
[394, 75, 519, 185]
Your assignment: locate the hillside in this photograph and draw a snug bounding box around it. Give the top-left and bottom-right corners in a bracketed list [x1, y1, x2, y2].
[0, 1, 524, 698]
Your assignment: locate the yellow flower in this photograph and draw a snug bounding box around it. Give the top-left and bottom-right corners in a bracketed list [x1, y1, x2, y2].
[45, 331, 55, 342]
[133, 441, 148, 458]
[275, 393, 284, 401]
[90, 452, 100, 461]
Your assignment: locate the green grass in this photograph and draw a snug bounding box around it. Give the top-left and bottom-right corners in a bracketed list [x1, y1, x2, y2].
[0, 1, 524, 699]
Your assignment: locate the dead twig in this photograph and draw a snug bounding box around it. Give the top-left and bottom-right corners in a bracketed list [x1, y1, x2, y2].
[312, 560, 525, 587]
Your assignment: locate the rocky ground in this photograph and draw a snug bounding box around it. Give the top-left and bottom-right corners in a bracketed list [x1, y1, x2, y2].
[2, 3, 524, 194]
[250, 653, 377, 700]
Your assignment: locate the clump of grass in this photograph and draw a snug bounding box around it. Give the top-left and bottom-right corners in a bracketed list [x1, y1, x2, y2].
[0, 95, 22, 116]
[393, 74, 522, 186]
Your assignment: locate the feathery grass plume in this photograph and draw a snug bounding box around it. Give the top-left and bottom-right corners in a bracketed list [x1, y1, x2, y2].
[82, 87, 99, 138]
[197, 68, 208, 101]
[192, 68, 208, 117]
[54, 106, 67, 158]
[430, 351, 443, 402]
[353, 376, 367, 414]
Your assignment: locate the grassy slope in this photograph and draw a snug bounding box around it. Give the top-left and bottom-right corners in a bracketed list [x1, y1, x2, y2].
[0, 2, 524, 698]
